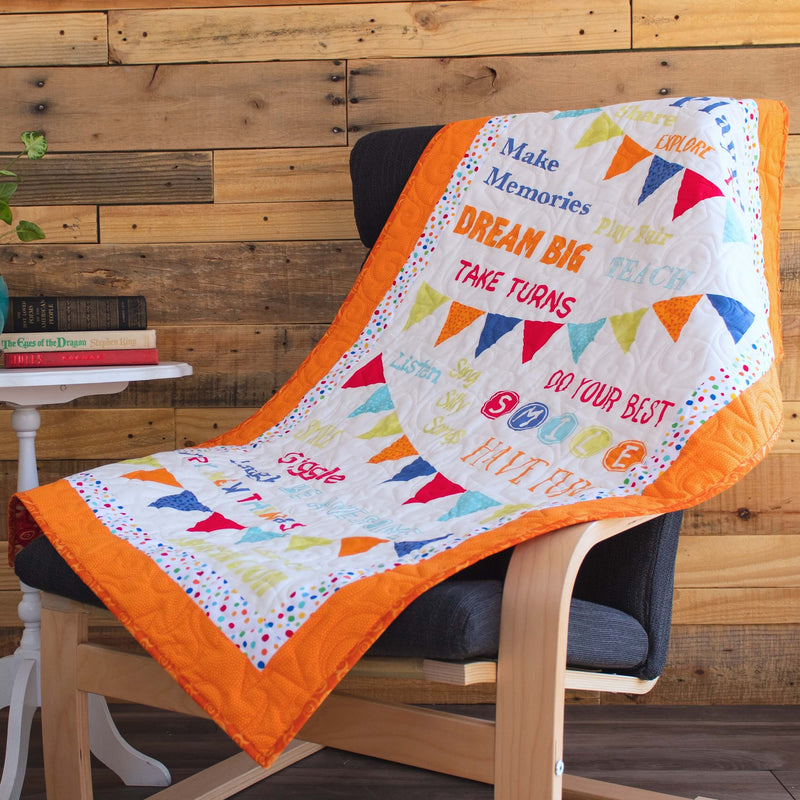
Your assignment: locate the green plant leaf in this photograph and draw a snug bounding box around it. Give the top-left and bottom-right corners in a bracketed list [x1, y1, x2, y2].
[15, 220, 45, 241]
[21, 131, 47, 160]
[0, 169, 18, 177]
[0, 182, 16, 201]
[0, 201, 11, 225]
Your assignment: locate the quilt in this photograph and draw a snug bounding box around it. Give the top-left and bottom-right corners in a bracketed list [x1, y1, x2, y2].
[9, 97, 787, 767]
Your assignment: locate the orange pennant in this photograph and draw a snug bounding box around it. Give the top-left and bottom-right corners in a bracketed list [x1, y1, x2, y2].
[338, 537, 389, 557]
[652, 295, 703, 342]
[434, 301, 485, 346]
[367, 435, 418, 464]
[604, 135, 652, 180]
[122, 468, 183, 488]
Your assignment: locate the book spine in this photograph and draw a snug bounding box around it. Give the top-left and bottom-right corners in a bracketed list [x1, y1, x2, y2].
[0, 329, 157, 352]
[3, 348, 159, 368]
[4, 296, 148, 332]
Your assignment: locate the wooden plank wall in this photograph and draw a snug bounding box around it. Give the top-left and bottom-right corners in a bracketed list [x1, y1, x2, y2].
[0, 0, 798, 705]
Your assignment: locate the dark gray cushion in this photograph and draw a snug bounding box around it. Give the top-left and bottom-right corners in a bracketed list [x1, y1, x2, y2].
[15, 534, 648, 672]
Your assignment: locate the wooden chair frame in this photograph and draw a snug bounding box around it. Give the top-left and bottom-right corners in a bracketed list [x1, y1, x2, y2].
[39, 514, 716, 800]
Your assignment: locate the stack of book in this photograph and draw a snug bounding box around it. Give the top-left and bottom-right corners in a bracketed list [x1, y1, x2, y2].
[1, 295, 158, 369]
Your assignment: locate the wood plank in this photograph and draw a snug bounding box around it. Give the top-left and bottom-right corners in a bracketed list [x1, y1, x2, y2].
[100, 201, 357, 244]
[672, 587, 800, 625]
[569, 771, 790, 800]
[0, 408, 177, 460]
[0, 0, 399, 8]
[680, 453, 800, 526]
[785, 136, 800, 230]
[675, 535, 800, 588]
[1, 205, 96, 243]
[214, 147, 352, 204]
[0, 241, 364, 325]
[347, 49, 800, 137]
[0, 62, 347, 152]
[633, 0, 800, 49]
[773, 402, 799, 454]
[176, 408, 259, 448]
[6, 151, 213, 205]
[0, 12, 107, 66]
[565, 704, 800, 769]
[774, 773, 800, 800]
[155, 323, 328, 407]
[108, 1, 629, 63]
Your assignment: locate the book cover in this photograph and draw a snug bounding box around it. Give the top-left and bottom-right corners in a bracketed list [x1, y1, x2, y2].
[3, 348, 159, 368]
[0, 329, 157, 353]
[3, 296, 148, 332]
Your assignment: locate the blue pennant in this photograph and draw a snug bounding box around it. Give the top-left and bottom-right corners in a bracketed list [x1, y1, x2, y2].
[553, 107, 602, 118]
[383, 457, 437, 483]
[394, 535, 450, 558]
[638, 156, 683, 205]
[567, 318, 606, 363]
[723, 201, 748, 243]
[237, 528, 283, 544]
[706, 295, 756, 343]
[348, 384, 395, 417]
[149, 490, 210, 512]
[475, 314, 522, 358]
[438, 491, 501, 521]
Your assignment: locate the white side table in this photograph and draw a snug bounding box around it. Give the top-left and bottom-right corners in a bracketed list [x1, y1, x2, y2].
[0, 362, 192, 800]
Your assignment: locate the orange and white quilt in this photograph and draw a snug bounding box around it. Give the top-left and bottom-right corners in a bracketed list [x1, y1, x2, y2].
[10, 97, 787, 766]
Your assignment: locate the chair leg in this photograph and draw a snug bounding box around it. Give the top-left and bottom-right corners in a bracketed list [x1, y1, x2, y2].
[494, 523, 604, 800]
[41, 600, 93, 800]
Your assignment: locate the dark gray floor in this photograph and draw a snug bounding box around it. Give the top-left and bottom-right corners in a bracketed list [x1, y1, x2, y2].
[5, 704, 799, 799]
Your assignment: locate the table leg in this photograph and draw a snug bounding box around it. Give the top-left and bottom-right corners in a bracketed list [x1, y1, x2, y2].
[1, 405, 171, 794]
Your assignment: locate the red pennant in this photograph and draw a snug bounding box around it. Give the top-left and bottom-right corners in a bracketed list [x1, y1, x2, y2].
[403, 473, 466, 505]
[522, 320, 563, 363]
[673, 169, 724, 220]
[188, 512, 245, 533]
[342, 354, 386, 389]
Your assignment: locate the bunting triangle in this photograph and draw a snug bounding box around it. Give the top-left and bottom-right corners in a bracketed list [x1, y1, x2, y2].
[438, 491, 500, 521]
[237, 528, 282, 544]
[339, 536, 388, 557]
[149, 490, 210, 512]
[574, 112, 625, 148]
[123, 467, 183, 487]
[609, 308, 648, 353]
[368, 435, 418, 463]
[638, 156, 684, 205]
[384, 457, 437, 483]
[522, 320, 563, 363]
[673, 169, 724, 220]
[567, 318, 606, 363]
[435, 301, 485, 346]
[604, 135, 653, 180]
[480, 503, 533, 524]
[357, 411, 403, 439]
[475, 313, 522, 358]
[723, 201, 748, 243]
[121, 455, 162, 467]
[554, 107, 602, 118]
[288, 535, 333, 551]
[188, 512, 245, 532]
[348, 385, 394, 417]
[403, 282, 449, 331]
[652, 295, 703, 342]
[394, 535, 450, 559]
[342, 354, 386, 389]
[706, 294, 756, 343]
[403, 473, 466, 505]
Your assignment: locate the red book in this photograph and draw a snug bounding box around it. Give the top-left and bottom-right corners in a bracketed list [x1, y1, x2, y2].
[2, 348, 159, 368]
